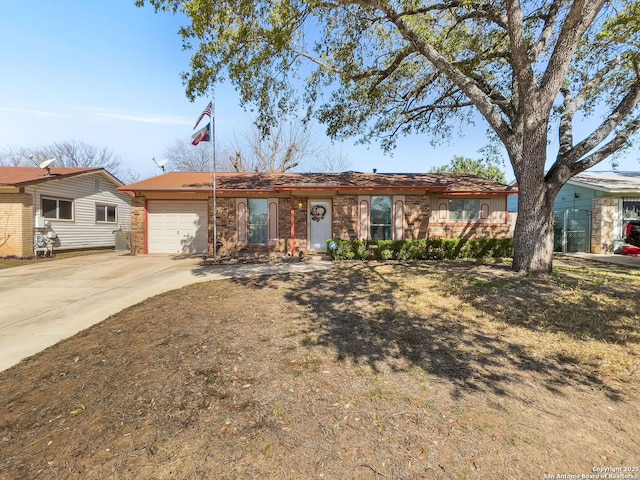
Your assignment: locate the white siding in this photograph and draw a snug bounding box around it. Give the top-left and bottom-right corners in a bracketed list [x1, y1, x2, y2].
[26, 172, 131, 251]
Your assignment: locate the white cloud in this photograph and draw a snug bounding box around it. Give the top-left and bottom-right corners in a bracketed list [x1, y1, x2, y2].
[91, 109, 191, 125]
[0, 107, 61, 117]
[0, 105, 191, 126]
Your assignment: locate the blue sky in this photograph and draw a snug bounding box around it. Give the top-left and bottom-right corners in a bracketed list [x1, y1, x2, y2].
[0, 1, 637, 182]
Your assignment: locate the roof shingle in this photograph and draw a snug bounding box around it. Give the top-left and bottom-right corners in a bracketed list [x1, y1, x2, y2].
[121, 172, 514, 193]
[0, 167, 103, 187]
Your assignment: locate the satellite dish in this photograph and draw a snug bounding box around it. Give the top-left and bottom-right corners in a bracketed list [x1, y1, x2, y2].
[152, 157, 169, 172]
[38, 159, 55, 170]
[38, 158, 55, 175]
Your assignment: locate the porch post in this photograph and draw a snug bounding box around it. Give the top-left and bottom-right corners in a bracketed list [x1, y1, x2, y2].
[290, 194, 295, 256]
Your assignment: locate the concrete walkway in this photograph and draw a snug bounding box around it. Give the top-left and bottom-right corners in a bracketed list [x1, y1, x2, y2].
[0, 252, 332, 372]
[559, 252, 640, 269]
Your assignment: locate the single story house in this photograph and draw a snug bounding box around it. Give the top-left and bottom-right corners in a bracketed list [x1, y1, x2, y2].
[507, 171, 640, 254]
[119, 171, 514, 256]
[0, 167, 132, 257]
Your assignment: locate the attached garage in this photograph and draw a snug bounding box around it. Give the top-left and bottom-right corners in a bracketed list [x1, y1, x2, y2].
[147, 201, 208, 254]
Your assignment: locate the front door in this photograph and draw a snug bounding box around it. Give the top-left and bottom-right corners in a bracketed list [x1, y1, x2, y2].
[308, 200, 332, 252]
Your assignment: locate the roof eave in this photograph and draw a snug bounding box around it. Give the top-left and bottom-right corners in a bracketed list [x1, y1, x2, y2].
[567, 179, 640, 193]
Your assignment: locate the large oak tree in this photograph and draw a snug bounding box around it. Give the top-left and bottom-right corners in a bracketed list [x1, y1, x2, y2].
[139, 0, 640, 273]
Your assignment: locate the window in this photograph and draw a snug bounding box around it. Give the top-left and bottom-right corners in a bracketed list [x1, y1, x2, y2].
[42, 197, 73, 220]
[448, 199, 480, 222]
[370, 196, 392, 240]
[96, 204, 117, 223]
[248, 199, 268, 244]
[623, 199, 640, 221]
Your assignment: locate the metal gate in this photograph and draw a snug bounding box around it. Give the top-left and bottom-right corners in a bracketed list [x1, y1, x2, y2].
[553, 209, 592, 253]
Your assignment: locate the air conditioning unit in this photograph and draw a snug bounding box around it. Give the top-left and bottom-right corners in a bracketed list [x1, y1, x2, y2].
[35, 216, 45, 228]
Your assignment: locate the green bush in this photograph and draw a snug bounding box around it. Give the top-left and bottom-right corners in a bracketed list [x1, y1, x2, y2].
[327, 238, 513, 261]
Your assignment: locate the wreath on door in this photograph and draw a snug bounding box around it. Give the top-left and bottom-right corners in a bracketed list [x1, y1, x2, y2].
[310, 204, 327, 222]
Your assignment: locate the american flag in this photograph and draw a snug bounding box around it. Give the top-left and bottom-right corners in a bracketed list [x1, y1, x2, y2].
[193, 101, 212, 129]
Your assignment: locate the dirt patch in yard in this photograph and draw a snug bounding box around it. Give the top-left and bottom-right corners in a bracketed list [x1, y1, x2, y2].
[1, 258, 639, 479]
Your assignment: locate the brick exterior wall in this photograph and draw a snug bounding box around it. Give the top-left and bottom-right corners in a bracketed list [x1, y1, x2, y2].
[213, 197, 308, 255]
[277, 196, 307, 254]
[130, 196, 146, 255]
[405, 195, 431, 239]
[427, 223, 511, 240]
[212, 197, 236, 254]
[0, 193, 34, 257]
[333, 195, 359, 240]
[129, 192, 511, 255]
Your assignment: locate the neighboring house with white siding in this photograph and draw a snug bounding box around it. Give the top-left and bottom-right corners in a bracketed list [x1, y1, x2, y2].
[120, 171, 514, 256]
[0, 166, 131, 257]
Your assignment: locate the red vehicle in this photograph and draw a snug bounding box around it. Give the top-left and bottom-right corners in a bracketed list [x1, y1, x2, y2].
[622, 220, 640, 254]
[626, 220, 640, 248]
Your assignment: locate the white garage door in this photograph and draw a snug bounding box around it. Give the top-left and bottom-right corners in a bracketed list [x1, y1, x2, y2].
[148, 201, 208, 254]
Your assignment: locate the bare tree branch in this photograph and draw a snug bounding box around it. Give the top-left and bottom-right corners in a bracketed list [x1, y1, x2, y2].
[563, 79, 640, 165]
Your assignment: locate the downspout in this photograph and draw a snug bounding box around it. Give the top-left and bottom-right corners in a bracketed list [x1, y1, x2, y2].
[290, 194, 295, 256]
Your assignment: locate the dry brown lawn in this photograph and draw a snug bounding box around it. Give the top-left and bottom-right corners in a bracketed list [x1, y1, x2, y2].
[1, 257, 639, 479]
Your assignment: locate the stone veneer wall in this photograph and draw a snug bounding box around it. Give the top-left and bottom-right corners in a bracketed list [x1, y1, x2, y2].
[0, 193, 33, 257]
[591, 197, 616, 254]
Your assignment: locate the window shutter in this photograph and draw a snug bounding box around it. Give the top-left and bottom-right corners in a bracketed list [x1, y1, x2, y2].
[236, 199, 247, 245]
[480, 202, 490, 220]
[268, 198, 278, 245]
[438, 201, 448, 220]
[358, 196, 370, 240]
[393, 196, 405, 240]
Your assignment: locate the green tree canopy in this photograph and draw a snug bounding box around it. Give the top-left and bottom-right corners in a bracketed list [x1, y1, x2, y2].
[430, 156, 506, 184]
[138, 0, 640, 273]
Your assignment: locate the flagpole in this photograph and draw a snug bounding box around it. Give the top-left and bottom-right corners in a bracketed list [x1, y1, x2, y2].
[211, 94, 217, 260]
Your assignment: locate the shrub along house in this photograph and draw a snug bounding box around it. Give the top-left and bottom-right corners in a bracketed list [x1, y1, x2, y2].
[119, 171, 514, 256]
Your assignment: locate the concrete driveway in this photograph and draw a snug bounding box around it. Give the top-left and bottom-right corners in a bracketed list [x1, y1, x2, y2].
[0, 252, 332, 372]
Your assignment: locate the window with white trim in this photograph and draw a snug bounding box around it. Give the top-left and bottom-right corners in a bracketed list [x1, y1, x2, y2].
[42, 197, 73, 220]
[448, 199, 480, 221]
[96, 204, 117, 223]
[248, 199, 268, 244]
[370, 196, 392, 240]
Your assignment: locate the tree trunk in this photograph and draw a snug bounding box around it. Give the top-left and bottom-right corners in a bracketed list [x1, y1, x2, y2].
[510, 125, 559, 274]
[512, 182, 556, 274]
